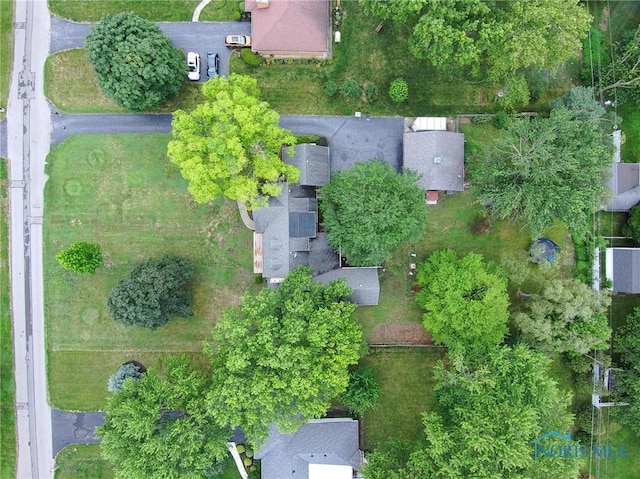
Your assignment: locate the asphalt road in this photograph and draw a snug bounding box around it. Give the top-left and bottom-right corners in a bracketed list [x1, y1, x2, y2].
[7, 0, 53, 477]
[51, 409, 104, 457]
[50, 16, 251, 80]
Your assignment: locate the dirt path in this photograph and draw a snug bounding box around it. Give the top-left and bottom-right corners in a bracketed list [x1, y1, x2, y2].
[369, 322, 434, 345]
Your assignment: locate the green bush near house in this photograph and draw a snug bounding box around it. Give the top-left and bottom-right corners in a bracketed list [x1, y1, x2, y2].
[340, 78, 361, 98]
[388, 78, 408, 103]
[241, 49, 262, 66]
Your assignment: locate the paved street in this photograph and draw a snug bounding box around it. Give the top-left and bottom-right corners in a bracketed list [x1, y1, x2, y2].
[7, 0, 53, 477]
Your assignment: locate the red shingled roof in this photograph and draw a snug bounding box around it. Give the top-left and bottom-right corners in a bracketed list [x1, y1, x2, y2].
[247, 0, 330, 55]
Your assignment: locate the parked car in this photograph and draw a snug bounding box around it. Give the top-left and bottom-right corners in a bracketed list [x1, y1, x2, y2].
[186, 51, 200, 81]
[225, 35, 252, 48]
[207, 52, 220, 78]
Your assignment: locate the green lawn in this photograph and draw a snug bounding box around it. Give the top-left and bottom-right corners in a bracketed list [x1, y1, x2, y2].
[0, 159, 15, 479]
[45, 134, 254, 410]
[44, 49, 206, 114]
[48, 0, 240, 22]
[0, 0, 14, 120]
[54, 444, 242, 479]
[619, 102, 640, 162]
[360, 348, 446, 450]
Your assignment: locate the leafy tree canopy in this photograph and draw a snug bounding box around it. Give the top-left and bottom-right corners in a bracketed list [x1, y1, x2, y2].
[364, 345, 578, 479]
[85, 12, 184, 111]
[205, 267, 362, 444]
[320, 160, 427, 266]
[56, 241, 103, 273]
[340, 365, 382, 415]
[473, 87, 613, 239]
[514, 278, 611, 354]
[107, 255, 193, 329]
[167, 74, 299, 209]
[416, 249, 509, 353]
[601, 26, 640, 105]
[613, 307, 640, 433]
[360, 0, 590, 82]
[622, 203, 640, 243]
[98, 356, 230, 479]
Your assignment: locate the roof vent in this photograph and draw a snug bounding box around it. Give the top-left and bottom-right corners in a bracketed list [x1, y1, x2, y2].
[433, 156, 442, 164]
[256, 0, 269, 8]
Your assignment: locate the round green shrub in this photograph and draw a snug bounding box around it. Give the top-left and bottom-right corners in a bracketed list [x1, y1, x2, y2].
[389, 78, 408, 103]
[56, 241, 103, 273]
[492, 111, 510, 129]
[245, 449, 254, 458]
[243, 457, 252, 466]
[236, 444, 245, 453]
[324, 80, 338, 97]
[365, 83, 378, 103]
[340, 78, 361, 98]
[241, 48, 262, 66]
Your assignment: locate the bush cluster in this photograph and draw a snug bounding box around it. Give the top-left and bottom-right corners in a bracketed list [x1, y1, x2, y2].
[324, 80, 338, 97]
[365, 83, 378, 103]
[389, 78, 408, 103]
[340, 78, 361, 98]
[56, 241, 103, 273]
[622, 203, 640, 243]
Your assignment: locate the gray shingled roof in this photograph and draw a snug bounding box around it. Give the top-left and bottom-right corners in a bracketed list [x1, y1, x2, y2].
[285, 144, 331, 187]
[314, 267, 380, 306]
[608, 248, 640, 293]
[605, 162, 640, 211]
[255, 419, 362, 479]
[402, 131, 465, 191]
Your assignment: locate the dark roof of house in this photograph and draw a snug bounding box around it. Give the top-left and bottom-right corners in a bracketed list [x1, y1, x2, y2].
[606, 162, 640, 211]
[255, 419, 362, 479]
[314, 267, 380, 306]
[246, 0, 330, 56]
[608, 248, 640, 293]
[402, 131, 465, 192]
[284, 144, 330, 187]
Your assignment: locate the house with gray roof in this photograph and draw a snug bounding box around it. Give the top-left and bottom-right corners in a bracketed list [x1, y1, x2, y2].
[252, 144, 380, 304]
[605, 162, 640, 211]
[605, 247, 640, 293]
[402, 131, 465, 201]
[255, 419, 363, 479]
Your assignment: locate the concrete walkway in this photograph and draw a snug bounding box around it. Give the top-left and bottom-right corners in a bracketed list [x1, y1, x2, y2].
[237, 200, 255, 230]
[192, 0, 213, 22]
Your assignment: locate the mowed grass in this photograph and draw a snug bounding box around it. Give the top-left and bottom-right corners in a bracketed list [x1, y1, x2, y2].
[619, 102, 640, 162]
[360, 348, 445, 450]
[47, 0, 240, 22]
[55, 445, 113, 479]
[54, 444, 242, 479]
[0, 160, 15, 479]
[44, 49, 206, 114]
[231, 1, 577, 116]
[0, 0, 14, 120]
[45, 134, 254, 410]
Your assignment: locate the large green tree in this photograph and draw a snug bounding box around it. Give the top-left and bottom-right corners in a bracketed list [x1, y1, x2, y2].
[98, 356, 230, 479]
[363, 345, 579, 479]
[85, 12, 184, 111]
[474, 87, 612, 239]
[320, 160, 427, 266]
[167, 74, 299, 209]
[622, 203, 640, 243]
[514, 278, 611, 354]
[613, 307, 640, 433]
[415, 249, 509, 353]
[360, 0, 590, 82]
[601, 26, 640, 105]
[107, 255, 193, 329]
[205, 267, 362, 444]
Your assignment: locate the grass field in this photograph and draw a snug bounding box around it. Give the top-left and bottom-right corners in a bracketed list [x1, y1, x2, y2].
[54, 444, 242, 479]
[619, 102, 640, 162]
[48, 0, 240, 22]
[0, 0, 14, 120]
[44, 134, 254, 410]
[360, 348, 446, 450]
[0, 159, 15, 479]
[44, 49, 206, 114]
